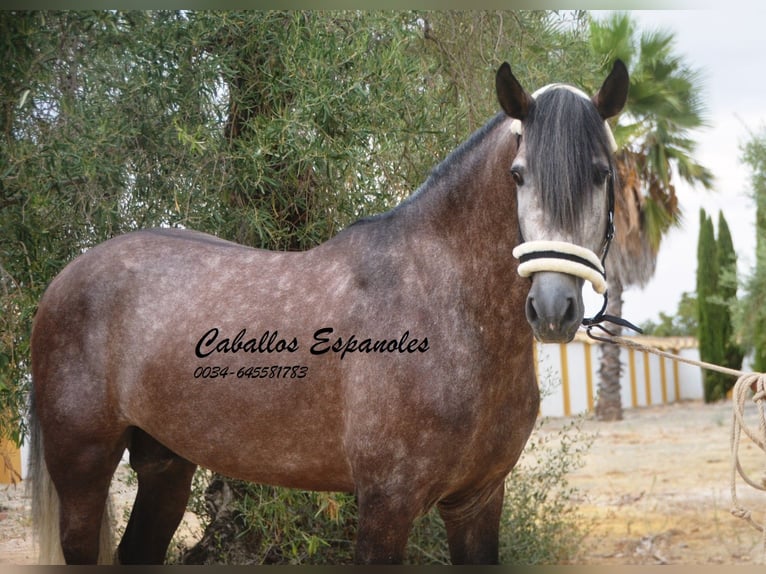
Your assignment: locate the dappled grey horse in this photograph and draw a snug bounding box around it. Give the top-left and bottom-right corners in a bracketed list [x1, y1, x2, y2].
[28, 59, 628, 564]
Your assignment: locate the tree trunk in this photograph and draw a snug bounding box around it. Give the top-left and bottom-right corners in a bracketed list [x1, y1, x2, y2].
[594, 277, 624, 421]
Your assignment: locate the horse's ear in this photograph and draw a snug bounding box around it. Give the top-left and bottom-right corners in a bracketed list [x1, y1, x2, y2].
[496, 62, 533, 120]
[592, 59, 629, 120]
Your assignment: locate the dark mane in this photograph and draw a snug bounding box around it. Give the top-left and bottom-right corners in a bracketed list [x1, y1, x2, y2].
[524, 88, 614, 230]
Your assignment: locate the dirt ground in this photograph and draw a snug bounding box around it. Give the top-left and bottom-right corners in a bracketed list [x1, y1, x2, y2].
[1, 399, 764, 565]
[556, 399, 766, 565]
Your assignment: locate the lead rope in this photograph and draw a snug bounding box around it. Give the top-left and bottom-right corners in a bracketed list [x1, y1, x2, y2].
[593, 333, 766, 563]
[731, 372, 766, 563]
[580, 175, 645, 338]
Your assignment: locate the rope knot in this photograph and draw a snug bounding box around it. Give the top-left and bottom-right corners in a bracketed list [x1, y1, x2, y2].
[731, 506, 754, 522]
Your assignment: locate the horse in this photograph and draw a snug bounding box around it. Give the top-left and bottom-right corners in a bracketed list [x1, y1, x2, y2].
[28, 59, 628, 564]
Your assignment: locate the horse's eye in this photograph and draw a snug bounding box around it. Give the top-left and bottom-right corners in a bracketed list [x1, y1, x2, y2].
[511, 166, 525, 187]
[594, 165, 611, 186]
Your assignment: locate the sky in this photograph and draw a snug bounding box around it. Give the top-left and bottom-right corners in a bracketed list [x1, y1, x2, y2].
[579, 8, 766, 327]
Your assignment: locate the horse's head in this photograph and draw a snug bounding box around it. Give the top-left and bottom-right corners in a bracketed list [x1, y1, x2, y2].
[496, 60, 629, 343]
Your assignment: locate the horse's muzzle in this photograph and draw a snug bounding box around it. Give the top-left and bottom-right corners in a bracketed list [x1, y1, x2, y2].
[524, 271, 584, 343]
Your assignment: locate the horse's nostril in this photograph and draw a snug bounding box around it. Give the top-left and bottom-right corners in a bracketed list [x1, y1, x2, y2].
[526, 296, 539, 323]
[563, 297, 576, 323]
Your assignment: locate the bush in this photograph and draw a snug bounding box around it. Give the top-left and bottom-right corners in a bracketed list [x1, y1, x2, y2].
[500, 416, 594, 564]
[177, 477, 357, 564]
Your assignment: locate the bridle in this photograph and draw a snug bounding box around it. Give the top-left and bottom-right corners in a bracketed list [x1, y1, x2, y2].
[577, 170, 643, 341]
[509, 84, 642, 340]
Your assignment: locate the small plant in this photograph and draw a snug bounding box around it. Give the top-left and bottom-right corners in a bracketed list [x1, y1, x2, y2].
[182, 478, 358, 564]
[500, 415, 594, 564]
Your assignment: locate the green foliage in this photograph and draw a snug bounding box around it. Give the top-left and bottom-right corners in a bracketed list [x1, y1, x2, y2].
[696, 209, 721, 401]
[500, 416, 592, 564]
[191, 479, 358, 564]
[420, 11, 596, 122]
[198, 11, 463, 249]
[736, 129, 766, 372]
[716, 212, 745, 374]
[640, 291, 697, 336]
[591, 13, 711, 179]
[696, 209, 740, 401]
[1, 11, 226, 440]
[590, 12, 712, 252]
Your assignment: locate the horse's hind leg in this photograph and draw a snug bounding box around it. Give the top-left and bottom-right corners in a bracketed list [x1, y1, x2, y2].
[44, 436, 126, 564]
[437, 481, 505, 564]
[117, 428, 197, 564]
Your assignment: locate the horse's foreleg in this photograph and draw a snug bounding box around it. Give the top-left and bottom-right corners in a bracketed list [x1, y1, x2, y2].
[353, 487, 422, 564]
[438, 482, 505, 564]
[117, 429, 197, 565]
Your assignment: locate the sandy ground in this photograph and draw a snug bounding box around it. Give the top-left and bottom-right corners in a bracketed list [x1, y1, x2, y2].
[558, 400, 766, 565]
[1, 399, 764, 565]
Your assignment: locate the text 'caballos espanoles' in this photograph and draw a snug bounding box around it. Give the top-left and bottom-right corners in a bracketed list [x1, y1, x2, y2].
[194, 327, 430, 361]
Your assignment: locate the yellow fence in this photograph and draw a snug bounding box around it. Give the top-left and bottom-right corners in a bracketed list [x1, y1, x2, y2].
[0, 437, 22, 484]
[535, 332, 701, 417]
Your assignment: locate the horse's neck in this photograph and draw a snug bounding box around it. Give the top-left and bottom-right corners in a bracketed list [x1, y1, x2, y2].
[398, 116, 527, 333]
[409, 117, 521, 268]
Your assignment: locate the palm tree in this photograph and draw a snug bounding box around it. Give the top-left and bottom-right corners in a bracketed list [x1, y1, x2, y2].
[589, 13, 714, 421]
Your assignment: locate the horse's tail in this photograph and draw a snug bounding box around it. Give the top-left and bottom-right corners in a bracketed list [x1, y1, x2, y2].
[27, 392, 115, 564]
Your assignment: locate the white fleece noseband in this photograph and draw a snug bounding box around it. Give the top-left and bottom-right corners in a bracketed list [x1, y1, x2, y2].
[512, 241, 607, 294]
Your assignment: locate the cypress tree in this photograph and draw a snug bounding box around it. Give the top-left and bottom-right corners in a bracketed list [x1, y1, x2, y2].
[716, 211, 744, 393]
[695, 209, 742, 401]
[696, 209, 725, 401]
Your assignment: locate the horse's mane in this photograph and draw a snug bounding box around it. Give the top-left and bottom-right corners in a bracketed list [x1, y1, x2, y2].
[524, 88, 614, 231]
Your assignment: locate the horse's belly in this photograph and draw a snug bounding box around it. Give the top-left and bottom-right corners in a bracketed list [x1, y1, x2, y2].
[124, 371, 355, 492]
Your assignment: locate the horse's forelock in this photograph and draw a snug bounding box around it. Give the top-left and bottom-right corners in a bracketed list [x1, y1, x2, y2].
[524, 89, 613, 231]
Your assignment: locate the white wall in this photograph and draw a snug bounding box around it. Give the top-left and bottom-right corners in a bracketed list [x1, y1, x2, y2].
[536, 335, 703, 418]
